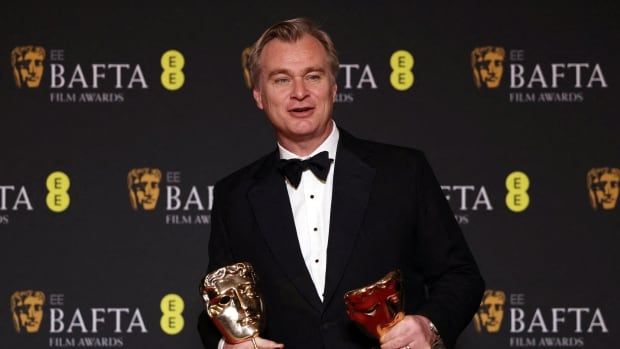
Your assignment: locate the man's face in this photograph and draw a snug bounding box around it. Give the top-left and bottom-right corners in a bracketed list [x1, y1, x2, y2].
[16, 51, 45, 87]
[478, 294, 504, 333]
[133, 173, 160, 210]
[478, 51, 504, 88]
[593, 172, 620, 209]
[206, 272, 264, 343]
[252, 35, 337, 148]
[16, 296, 44, 333]
[345, 273, 403, 338]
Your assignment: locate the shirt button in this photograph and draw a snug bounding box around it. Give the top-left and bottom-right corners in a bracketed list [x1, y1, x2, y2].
[313, 227, 318, 231]
[315, 259, 319, 263]
[310, 194, 315, 199]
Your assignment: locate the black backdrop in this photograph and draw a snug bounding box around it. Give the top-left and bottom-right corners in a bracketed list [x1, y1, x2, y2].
[2, 2, 618, 348]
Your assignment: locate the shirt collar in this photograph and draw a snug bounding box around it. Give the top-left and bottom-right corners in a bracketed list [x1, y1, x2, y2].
[278, 121, 339, 161]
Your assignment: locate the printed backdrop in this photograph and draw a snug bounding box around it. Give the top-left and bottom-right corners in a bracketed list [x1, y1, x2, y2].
[1, 2, 618, 348]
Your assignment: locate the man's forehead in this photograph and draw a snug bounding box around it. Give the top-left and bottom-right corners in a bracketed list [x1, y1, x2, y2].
[24, 297, 42, 303]
[260, 35, 328, 67]
[484, 296, 502, 302]
[484, 52, 503, 59]
[213, 274, 252, 290]
[600, 173, 619, 179]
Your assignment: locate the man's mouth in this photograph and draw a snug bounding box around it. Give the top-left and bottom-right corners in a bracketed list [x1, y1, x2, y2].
[288, 106, 314, 116]
[239, 316, 258, 326]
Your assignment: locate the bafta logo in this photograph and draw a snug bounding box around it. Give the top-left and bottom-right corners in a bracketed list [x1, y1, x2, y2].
[587, 167, 620, 210]
[473, 289, 505, 333]
[10, 290, 46, 333]
[128, 168, 162, 211]
[471, 46, 505, 89]
[11, 46, 46, 88]
[241, 47, 252, 89]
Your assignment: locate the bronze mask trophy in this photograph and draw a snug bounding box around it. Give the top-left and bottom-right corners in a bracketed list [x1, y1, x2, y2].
[201, 262, 265, 349]
[344, 270, 404, 338]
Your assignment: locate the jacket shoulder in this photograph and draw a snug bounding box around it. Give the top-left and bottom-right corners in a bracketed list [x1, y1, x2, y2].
[214, 151, 275, 195]
[341, 130, 427, 166]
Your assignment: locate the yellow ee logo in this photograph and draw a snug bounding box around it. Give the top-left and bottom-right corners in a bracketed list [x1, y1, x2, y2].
[46, 171, 70, 213]
[160, 293, 184, 335]
[505, 171, 530, 212]
[390, 50, 414, 91]
[161, 50, 185, 91]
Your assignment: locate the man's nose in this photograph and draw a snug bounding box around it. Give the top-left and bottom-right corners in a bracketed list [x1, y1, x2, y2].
[291, 78, 309, 99]
[234, 290, 251, 314]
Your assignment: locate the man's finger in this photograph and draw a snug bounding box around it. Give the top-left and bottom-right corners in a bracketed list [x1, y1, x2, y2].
[380, 336, 408, 349]
[223, 337, 284, 349]
[380, 320, 407, 343]
[254, 336, 285, 348]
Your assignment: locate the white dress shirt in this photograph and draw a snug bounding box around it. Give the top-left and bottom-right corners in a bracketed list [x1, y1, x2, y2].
[277, 123, 339, 301]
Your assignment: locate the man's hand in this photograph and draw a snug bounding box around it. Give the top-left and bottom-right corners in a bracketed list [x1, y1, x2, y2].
[223, 337, 284, 349]
[380, 315, 434, 349]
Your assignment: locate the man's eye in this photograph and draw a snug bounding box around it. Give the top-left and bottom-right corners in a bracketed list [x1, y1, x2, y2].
[362, 304, 378, 315]
[218, 296, 231, 305]
[306, 74, 321, 81]
[274, 78, 290, 85]
[133, 183, 146, 191]
[239, 284, 255, 296]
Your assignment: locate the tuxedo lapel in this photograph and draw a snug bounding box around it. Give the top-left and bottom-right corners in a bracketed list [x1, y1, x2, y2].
[323, 134, 376, 309]
[248, 152, 323, 313]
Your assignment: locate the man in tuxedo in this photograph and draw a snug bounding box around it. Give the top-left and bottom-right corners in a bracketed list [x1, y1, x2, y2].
[201, 18, 484, 349]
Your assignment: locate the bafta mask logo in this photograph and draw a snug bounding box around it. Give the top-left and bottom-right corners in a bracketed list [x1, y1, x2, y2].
[587, 167, 620, 210]
[10, 290, 46, 333]
[11, 46, 46, 88]
[344, 270, 404, 338]
[128, 168, 162, 211]
[201, 262, 265, 344]
[241, 47, 252, 89]
[471, 46, 505, 89]
[473, 289, 505, 333]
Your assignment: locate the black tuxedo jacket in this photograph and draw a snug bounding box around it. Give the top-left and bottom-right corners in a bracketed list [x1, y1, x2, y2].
[199, 130, 484, 349]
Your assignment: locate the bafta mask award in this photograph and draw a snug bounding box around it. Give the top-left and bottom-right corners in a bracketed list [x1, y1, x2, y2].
[344, 270, 404, 338]
[201, 262, 265, 349]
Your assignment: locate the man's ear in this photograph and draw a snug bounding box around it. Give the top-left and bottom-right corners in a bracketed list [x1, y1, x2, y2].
[331, 82, 338, 102]
[252, 88, 264, 110]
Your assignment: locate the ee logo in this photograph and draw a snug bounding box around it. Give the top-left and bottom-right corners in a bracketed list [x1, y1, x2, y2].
[390, 50, 414, 91]
[46, 171, 70, 213]
[161, 50, 185, 91]
[160, 293, 184, 335]
[505, 171, 530, 212]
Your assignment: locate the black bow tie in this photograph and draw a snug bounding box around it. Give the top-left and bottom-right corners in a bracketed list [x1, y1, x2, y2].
[277, 151, 333, 188]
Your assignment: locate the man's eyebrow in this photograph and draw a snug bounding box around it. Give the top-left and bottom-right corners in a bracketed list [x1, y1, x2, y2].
[267, 67, 326, 78]
[268, 69, 292, 78]
[304, 66, 326, 74]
